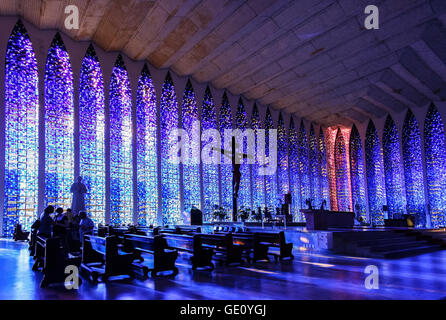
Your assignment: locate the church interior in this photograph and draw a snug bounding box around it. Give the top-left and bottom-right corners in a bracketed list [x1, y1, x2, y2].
[1, 0, 446, 302]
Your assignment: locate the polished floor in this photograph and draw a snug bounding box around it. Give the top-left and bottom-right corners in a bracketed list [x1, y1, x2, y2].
[1, 239, 445, 300]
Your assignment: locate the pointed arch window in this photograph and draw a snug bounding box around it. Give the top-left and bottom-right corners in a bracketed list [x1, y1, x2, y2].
[318, 130, 330, 210]
[251, 104, 265, 210]
[334, 129, 351, 211]
[160, 73, 180, 224]
[181, 80, 201, 213]
[3, 21, 39, 236]
[201, 87, 219, 219]
[424, 104, 446, 228]
[402, 110, 426, 227]
[289, 119, 301, 221]
[278, 113, 289, 196]
[235, 99, 252, 209]
[382, 115, 406, 218]
[44, 33, 74, 210]
[349, 125, 367, 222]
[264, 108, 278, 209]
[365, 120, 386, 225]
[219, 93, 233, 216]
[298, 121, 310, 209]
[109, 55, 133, 225]
[136, 65, 158, 226]
[309, 125, 321, 207]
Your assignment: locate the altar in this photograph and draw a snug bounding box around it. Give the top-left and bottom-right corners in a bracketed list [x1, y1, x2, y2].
[301, 209, 355, 230]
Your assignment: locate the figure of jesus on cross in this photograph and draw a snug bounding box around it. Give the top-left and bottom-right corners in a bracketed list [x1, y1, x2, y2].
[213, 136, 253, 221]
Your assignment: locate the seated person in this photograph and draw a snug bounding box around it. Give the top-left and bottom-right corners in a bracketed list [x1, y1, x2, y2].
[65, 208, 74, 225]
[38, 205, 54, 237]
[53, 207, 69, 237]
[79, 211, 94, 241]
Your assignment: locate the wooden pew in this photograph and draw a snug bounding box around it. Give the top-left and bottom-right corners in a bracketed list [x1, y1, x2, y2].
[80, 235, 134, 282]
[159, 225, 202, 235]
[231, 233, 270, 263]
[214, 225, 245, 234]
[256, 231, 294, 262]
[163, 233, 214, 270]
[123, 234, 178, 277]
[213, 228, 294, 262]
[32, 235, 82, 287]
[199, 233, 243, 266]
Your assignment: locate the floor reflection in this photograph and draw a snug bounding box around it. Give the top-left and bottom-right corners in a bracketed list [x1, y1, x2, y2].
[0, 239, 445, 300]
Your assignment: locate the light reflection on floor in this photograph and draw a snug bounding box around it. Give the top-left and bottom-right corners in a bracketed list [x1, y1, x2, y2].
[0, 239, 445, 300]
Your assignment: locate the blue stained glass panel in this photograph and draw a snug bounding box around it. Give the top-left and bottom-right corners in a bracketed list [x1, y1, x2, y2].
[251, 104, 265, 211]
[160, 73, 181, 224]
[219, 93, 232, 217]
[382, 115, 406, 218]
[402, 109, 426, 227]
[201, 86, 219, 220]
[349, 125, 367, 222]
[4, 21, 39, 236]
[136, 65, 158, 226]
[424, 104, 446, 228]
[181, 80, 201, 213]
[365, 120, 386, 225]
[264, 108, 278, 210]
[109, 55, 133, 225]
[79, 45, 105, 224]
[44, 33, 74, 210]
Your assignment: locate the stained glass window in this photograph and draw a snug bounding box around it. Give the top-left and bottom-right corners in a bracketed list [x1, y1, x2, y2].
[264, 108, 278, 210]
[219, 93, 232, 216]
[298, 121, 310, 210]
[235, 98, 252, 209]
[402, 109, 426, 227]
[109, 55, 133, 225]
[79, 44, 105, 225]
[251, 104, 265, 210]
[278, 113, 289, 196]
[44, 33, 74, 210]
[201, 86, 219, 220]
[326, 128, 338, 210]
[181, 80, 201, 214]
[365, 120, 386, 225]
[382, 115, 406, 219]
[424, 104, 446, 228]
[289, 118, 301, 221]
[309, 125, 321, 207]
[160, 72, 181, 224]
[3, 21, 39, 236]
[318, 129, 330, 210]
[334, 129, 351, 211]
[136, 65, 158, 226]
[349, 125, 367, 222]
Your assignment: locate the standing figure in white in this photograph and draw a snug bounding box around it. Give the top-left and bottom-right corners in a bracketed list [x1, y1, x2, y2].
[70, 176, 87, 215]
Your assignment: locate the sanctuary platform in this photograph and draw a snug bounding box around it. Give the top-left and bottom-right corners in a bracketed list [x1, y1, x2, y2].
[201, 223, 446, 259]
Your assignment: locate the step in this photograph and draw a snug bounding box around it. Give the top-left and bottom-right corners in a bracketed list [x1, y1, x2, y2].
[369, 241, 431, 252]
[355, 236, 414, 247]
[377, 245, 443, 259]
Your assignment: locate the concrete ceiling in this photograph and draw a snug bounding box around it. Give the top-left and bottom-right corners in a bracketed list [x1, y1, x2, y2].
[1, 0, 446, 126]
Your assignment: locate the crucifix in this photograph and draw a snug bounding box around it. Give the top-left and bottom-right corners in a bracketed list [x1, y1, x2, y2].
[214, 137, 253, 221]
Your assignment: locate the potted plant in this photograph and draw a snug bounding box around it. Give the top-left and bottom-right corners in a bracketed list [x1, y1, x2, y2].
[252, 208, 262, 222]
[212, 205, 227, 222]
[237, 206, 251, 222]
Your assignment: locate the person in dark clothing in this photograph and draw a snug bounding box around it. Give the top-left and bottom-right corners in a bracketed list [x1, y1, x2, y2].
[53, 207, 69, 237]
[38, 206, 54, 237]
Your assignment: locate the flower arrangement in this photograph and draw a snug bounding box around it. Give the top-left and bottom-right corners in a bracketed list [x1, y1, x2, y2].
[212, 205, 227, 222]
[237, 206, 251, 222]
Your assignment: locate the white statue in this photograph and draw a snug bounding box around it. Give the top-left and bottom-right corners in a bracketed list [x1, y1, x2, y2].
[70, 176, 87, 215]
